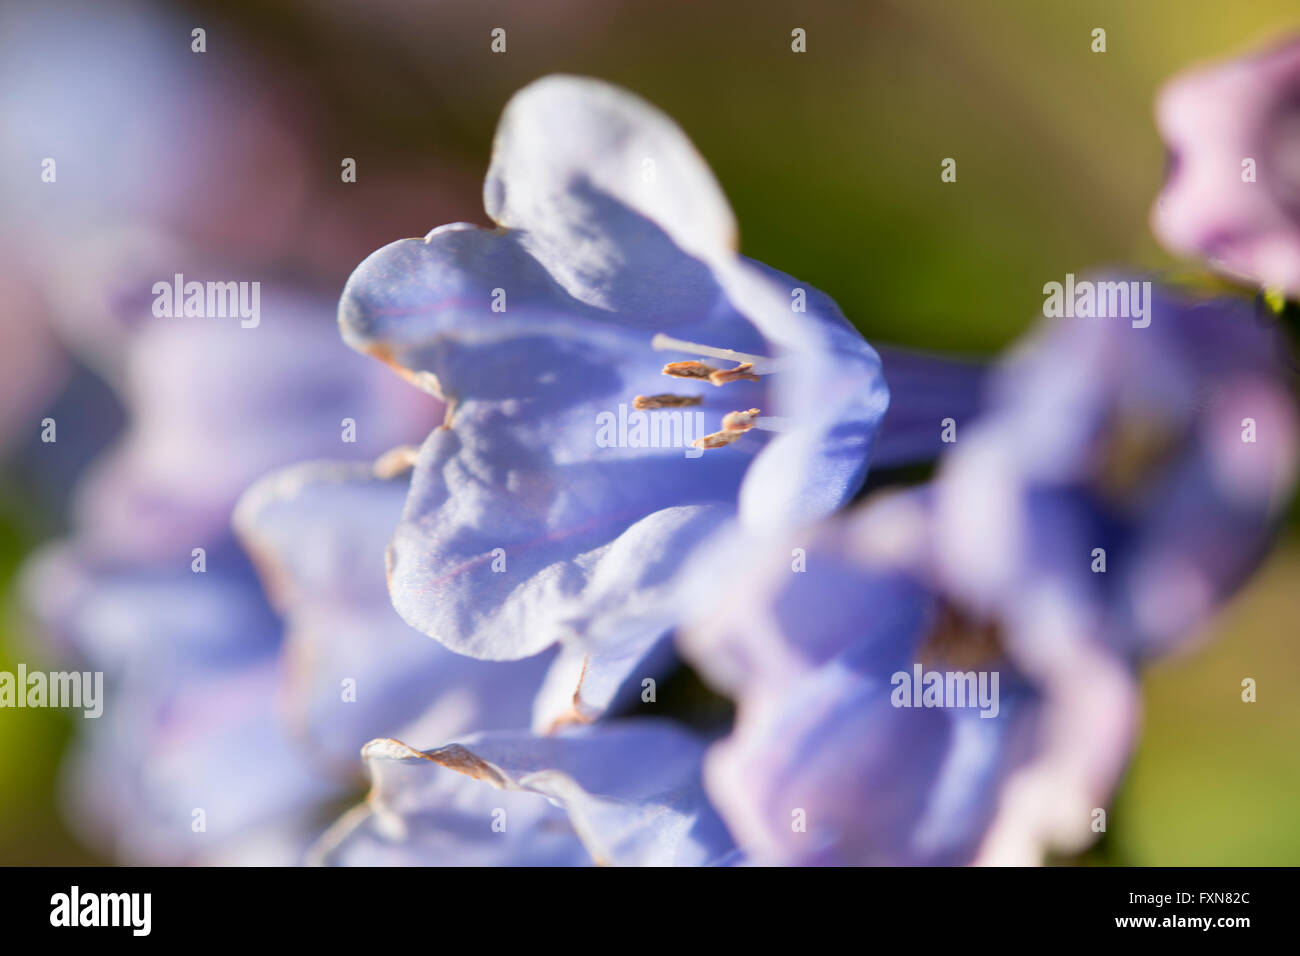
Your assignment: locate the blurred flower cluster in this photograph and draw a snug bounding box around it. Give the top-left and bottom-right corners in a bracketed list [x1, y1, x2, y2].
[5, 0, 1299, 865]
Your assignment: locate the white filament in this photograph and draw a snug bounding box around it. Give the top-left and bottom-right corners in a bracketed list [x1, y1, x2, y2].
[651, 333, 777, 372]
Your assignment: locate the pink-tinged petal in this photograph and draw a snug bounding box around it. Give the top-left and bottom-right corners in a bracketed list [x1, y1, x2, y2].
[975, 647, 1138, 865]
[1153, 36, 1300, 296]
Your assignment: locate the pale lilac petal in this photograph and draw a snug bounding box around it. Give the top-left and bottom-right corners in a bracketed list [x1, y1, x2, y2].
[62, 659, 338, 865]
[340, 77, 886, 665]
[233, 459, 552, 767]
[484, 74, 739, 309]
[319, 723, 735, 866]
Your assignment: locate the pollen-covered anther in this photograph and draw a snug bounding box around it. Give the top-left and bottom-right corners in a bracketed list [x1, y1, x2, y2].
[693, 408, 761, 450]
[721, 408, 760, 431]
[693, 431, 742, 450]
[708, 362, 759, 386]
[662, 360, 718, 380]
[633, 393, 704, 410]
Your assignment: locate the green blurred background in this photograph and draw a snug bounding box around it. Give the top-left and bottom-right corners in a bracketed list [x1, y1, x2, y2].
[2, 0, 1298, 864]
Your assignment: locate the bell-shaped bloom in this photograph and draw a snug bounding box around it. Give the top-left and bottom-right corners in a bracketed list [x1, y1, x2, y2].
[678, 494, 1137, 866]
[313, 722, 738, 867]
[338, 75, 903, 720]
[680, 283, 1297, 865]
[932, 280, 1298, 667]
[24, 536, 335, 863]
[1152, 36, 1300, 297]
[20, 284, 441, 863]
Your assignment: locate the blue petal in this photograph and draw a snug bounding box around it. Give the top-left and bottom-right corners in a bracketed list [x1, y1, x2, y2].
[339, 77, 887, 665]
[233, 459, 554, 767]
[932, 282, 1298, 659]
[531, 632, 679, 732]
[62, 654, 338, 865]
[679, 496, 1133, 865]
[73, 291, 437, 560]
[318, 722, 736, 866]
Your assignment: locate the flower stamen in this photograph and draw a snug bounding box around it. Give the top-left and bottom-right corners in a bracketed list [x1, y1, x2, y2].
[721, 408, 761, 431]
[662, 360, 719, 380]
[660, 359, 760, 386]
[633, 394, 704, 410]
[708, 362, 759, 386]
[651, 333, 774, 373]
[693, 407, 761, 450]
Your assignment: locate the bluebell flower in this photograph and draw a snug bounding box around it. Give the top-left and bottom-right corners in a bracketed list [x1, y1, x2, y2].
[679, 283, 1297, 864]
[931, 281, 1298, 666]
[68, 294, 433, 561]
[336, 75, 967, 725]
[679, 494, 1134, 865]
[25, 537, 336, 863]
[21, 289, 440, 864]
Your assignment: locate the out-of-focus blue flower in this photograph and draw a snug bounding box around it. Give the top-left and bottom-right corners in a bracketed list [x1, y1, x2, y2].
[679, 494, 1136, 866]
[233, 458, 554, 771]
[312, 722, 738, 867]
[338, 75, 901, 724]
[0, 0, 313, 265]
[21, 289, 440, 864]
[24, 528, 338, 862]
[0, 0, 460, 507]
[60, 293, 431, 562]
[931, 281, 1298, 666]
[1152, 36, 1300, 297]
[680, 284, 1297, 865]
[9, 0, 624, 867]
[0, 259, 66, 459]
